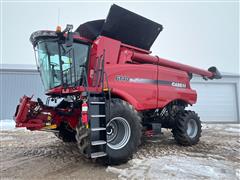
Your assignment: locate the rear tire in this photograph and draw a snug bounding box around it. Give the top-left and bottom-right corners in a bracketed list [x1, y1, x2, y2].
[172, 110, 201, 146]
[105, 99, 142, 165]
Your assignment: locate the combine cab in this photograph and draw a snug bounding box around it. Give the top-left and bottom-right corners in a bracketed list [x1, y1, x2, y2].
[14, 4, 221, 164]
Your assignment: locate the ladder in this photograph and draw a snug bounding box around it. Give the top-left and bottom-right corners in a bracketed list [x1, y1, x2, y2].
[88, 93, 108, 158]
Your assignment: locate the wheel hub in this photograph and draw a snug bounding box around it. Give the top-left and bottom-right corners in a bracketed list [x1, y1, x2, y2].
[106, 122, 118, 142]
[106, 117, 131, 150]
[187, 119, 198, 138]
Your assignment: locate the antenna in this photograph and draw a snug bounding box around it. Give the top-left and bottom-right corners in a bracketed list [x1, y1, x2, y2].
[57, 8, 60, 26]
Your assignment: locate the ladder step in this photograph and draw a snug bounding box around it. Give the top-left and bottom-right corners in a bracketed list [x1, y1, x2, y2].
[91, 152, 107, 158]
[91, 140, 107, 146]
[91, 115, 106, 118]
[90, 102, 105, 105]
[91, 127, 106, 131]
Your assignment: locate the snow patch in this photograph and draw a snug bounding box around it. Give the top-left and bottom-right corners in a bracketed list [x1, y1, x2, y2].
[107, 155, 238, 180]
[202, 124, 240, 133]
[236, 169, 240, 179]
[0, 119, 26, 131]
[224, 127, 240, 133]
[0, 119, 15, 131]
[0, 136, 14, 141]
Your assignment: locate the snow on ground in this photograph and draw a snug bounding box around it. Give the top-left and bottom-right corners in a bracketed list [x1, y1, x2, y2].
[0, 119, 26, 131]
[106, 123, 240, 180]
[0, 120, 239, 179]
[107, 155, 239, 180]
[202, 123, 240, 134]
[0, 119, 15, 131]
[224, 127, 240, 133]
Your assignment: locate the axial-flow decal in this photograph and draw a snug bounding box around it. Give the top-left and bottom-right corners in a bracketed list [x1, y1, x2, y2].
[115, 76, 186, 88]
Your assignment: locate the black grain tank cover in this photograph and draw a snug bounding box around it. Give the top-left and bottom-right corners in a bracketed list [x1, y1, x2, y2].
[75, 4, 163, 50]
[75, 19, 105, 41]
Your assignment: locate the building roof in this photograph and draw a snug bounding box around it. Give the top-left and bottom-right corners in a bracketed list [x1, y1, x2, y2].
[220, 72, 240, 77]
[0, 64, 37, 70]
[0, 64, 38, 74]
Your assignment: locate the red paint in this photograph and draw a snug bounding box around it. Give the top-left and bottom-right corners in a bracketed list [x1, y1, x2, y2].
[14, 96, 80, 130]
[131, 52, 213, 78]
[15, 34, 218, 130]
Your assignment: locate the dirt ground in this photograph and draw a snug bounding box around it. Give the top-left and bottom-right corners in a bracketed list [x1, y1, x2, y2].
[0, 123, 239, 180]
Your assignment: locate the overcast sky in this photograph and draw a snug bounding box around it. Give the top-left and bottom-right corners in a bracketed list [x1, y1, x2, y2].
[1, 1, 239, 74]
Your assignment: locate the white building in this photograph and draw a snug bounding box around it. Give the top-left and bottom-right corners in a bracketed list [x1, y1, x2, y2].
[189, 73, 239, 123]
[0, 64, 239, 123]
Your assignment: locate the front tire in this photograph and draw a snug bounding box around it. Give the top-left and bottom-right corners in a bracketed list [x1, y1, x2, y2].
[172, 110, 201, 146]
[54, 123, 76, 143]
[105, 99, 142, 165]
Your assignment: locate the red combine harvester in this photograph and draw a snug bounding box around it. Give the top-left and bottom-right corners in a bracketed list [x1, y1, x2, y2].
[14, 5, 221, 164]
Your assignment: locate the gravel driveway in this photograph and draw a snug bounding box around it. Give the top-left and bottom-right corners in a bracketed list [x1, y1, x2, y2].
[0, 122, 239, 180]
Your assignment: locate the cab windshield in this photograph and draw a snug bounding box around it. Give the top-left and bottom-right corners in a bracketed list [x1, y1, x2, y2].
[35, 40, 89, 91]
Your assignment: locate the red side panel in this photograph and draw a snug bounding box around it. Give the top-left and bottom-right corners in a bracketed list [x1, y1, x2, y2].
[157, 66, 197, 107]
[106, 64, 158, 110]
[88, 36, 121, 86]
[105, 64, 197, 111]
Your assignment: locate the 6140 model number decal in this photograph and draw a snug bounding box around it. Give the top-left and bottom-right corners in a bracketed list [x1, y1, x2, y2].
[116, 76, 130, 81]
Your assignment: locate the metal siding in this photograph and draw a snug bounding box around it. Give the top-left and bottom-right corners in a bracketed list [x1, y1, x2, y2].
[188, 83, 238, 123]
[0, 69, 239, 123]
[0, 72, 45, 119]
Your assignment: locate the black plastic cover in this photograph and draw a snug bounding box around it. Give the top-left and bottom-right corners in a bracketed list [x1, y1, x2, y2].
[30, 30, 58, 47]
[101, 4, 163, 50]
[75, 19, 105, 41]
[75, 4, 163, 50]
